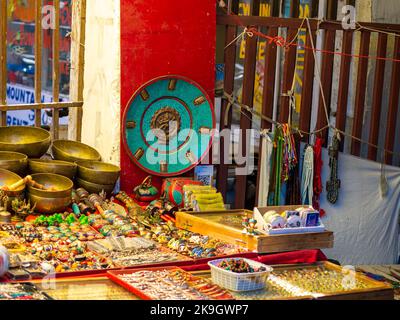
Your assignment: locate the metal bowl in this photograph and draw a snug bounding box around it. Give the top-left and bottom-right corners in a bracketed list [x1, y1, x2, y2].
[76, 178, 115, 195]
[27, 173, 73, 214]
[28, 159, 77, 179]
[76, 160, 120, 185]
[28, 194, 72, 215]
[28, 173, 73, 198]
[52, 140, 101, 163]
[0, 151, 28, 175]
[0, 126, 51, 158]
[0, 168, 25, 198]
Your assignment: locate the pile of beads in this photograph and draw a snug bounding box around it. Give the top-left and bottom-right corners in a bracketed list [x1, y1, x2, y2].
[33, 213, 89, 227]
[217, 258, 267, 274]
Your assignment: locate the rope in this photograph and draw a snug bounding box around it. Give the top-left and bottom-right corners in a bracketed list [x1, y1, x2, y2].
[220, 4, 400, 64]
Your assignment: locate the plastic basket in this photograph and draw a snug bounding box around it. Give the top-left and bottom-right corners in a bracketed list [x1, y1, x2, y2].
[208, 258, 273, 292]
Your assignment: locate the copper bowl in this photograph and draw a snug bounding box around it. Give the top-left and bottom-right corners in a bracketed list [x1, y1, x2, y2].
[0, 126, 51, 158]
[76, 160, 120, 185]
[76, 178, 115, 195]
[52, 140, 101, 163]
[0, 151, 28, 175]
[28, 159, 77, 179]
[27, 173, 73, 214]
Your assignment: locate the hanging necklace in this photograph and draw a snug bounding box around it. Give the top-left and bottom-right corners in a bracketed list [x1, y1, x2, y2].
[326, 132, 341, 204]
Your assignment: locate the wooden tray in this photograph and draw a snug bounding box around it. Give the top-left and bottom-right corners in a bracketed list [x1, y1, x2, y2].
[272, 261, 394, 300]
[193, 261, 394, 300]
[176, 209, 334, 253]
[107, 266, 233, 300]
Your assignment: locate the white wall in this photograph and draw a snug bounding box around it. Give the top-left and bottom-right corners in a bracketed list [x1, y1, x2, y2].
[81, 0, 121, 165]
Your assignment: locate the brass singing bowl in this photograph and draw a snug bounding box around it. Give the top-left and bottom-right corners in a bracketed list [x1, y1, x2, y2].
[28, 194, 72, 215]
[27, 173, 73, 214]
[76, 178, 115, 195]
[0, 168, 25, 198]
[52, 140, 101, 163]
[76, 160, 120, 185]
[0, 126, 51, 158]
[0, 151, 28, 175]
[28, 159, 77, 179]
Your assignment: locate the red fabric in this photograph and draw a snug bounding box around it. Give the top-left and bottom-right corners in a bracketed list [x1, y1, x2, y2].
[313, 138, 326, 217]
[1, 250, 326, 282]
[181, 250, 327, 272]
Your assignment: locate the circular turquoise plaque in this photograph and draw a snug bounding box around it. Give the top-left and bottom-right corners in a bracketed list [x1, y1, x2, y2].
[122, 75, 215, 177]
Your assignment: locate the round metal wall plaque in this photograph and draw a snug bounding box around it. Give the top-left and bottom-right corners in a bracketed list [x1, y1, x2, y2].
[122, 75, 215, 177]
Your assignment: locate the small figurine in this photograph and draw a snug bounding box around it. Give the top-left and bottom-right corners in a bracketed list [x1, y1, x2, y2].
[242, 216, 258, 235]
[11, 198, 36, 222]
[133, 176, 159, 203]
[0, 191, 11, 223]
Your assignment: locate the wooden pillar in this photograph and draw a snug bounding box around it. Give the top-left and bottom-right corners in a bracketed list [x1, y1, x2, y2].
[69, 0, 87, 141]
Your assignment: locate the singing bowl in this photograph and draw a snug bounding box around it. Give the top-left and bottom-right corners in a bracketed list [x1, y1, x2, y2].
[28, 159, 77, 179]
[52, 140, 101, 163]
[0, 168, 25, 198]
[76, 160, 120, 185]
[76, 178, 115, 195]
[0, 151, 28, 175]
[28, 194, 72, 214]
[0, 126, 51, 158]
[27, 173, 73, 214]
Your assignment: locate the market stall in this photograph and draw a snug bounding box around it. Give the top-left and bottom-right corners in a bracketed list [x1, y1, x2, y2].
[0, 125, 396, 300]
[0, 0, 399, 303]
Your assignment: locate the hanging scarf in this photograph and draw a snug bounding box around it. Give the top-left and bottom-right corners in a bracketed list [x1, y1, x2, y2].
[285, 133, 301, 205]
[301, 145, 314, 206]
[257, 130, 273, 207]
[312, 137, 326, 216]
[268, 127, 284, 206]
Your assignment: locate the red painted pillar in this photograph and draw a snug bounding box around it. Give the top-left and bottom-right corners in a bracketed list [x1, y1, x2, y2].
[120, 0, 216, 192]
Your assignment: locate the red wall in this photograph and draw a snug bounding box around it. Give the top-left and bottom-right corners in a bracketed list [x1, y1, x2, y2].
[120, 0, 216, 192]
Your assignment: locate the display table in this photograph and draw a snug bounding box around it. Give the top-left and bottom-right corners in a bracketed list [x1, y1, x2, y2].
[25, 260, 394, 301]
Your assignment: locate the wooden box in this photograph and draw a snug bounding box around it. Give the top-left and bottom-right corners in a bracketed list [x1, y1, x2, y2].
[175, 209, 334, 253]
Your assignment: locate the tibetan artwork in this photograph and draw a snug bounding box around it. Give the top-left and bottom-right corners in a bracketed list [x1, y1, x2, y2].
[123, 76, 215, 177]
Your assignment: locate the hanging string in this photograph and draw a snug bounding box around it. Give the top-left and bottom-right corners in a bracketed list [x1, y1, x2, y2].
[219, 4, 400, 64]
[224, 27, 254, 50]
[222, 92, 400, 159]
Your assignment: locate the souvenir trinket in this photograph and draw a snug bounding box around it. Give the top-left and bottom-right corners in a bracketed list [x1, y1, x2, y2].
[242, 217, 258, 235]
[162, 178, 204, 208]
[133, 176, 159, 203]
[11, 199, 36, 222]
[326, 132, 341, 204]
[0, 191, 11, 223]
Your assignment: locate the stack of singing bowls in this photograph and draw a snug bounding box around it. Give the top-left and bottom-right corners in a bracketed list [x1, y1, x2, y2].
[51, 140, 120, 195]
[0, 151, 28, 176]
[28, 159, 77, 180]
[52, 140, 101, 163]
[75, 160, 120, 195]
[0, 169, 26, 210]
[0, 126, 53, 214]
